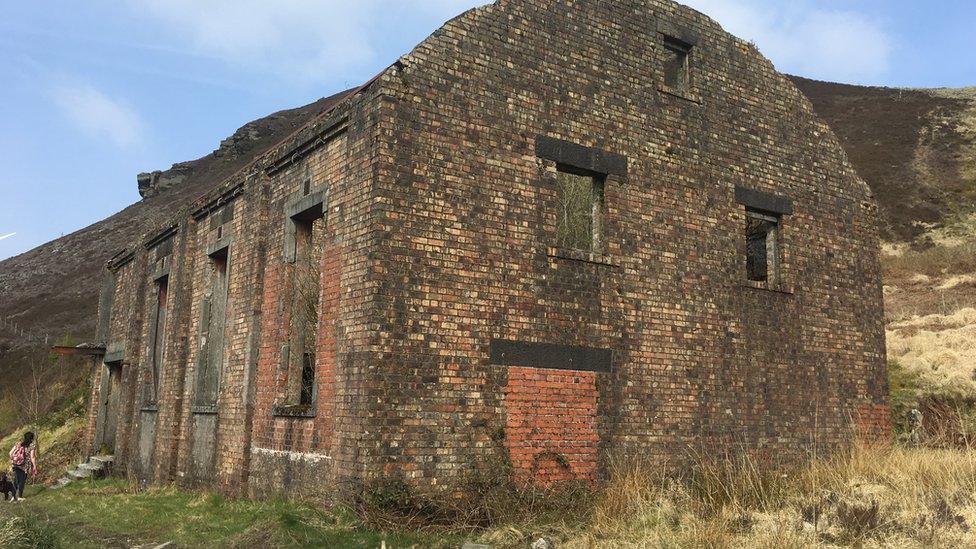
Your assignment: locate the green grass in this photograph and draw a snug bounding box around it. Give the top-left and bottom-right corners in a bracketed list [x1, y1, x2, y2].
[888, 359, 921, 429]
[1, 479, 458, 548]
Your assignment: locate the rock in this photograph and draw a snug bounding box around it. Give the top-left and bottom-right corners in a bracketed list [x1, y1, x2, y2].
[531, 538, 553, 549]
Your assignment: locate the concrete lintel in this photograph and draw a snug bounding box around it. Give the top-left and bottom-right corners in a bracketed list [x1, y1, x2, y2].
[206, 237, 233, 258]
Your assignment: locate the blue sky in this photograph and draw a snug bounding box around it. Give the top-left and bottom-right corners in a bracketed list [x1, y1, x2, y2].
[1, 0, 974, 261]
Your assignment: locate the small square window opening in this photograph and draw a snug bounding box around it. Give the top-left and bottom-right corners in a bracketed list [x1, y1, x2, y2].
[745, 209, 780, 285]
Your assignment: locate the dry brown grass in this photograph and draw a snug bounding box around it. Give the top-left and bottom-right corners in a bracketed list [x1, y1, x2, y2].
[482, 443, 976, 548]
[886, 308, 976, 400]
[883, 240, 976, 281]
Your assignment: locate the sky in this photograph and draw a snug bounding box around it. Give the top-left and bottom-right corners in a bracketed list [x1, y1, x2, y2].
[1, 0, 974, 261]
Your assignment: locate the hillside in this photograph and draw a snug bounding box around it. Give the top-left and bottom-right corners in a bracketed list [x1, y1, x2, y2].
[789, 77, 976, 242]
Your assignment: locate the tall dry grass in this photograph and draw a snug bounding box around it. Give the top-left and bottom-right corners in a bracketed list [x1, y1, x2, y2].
[478, 443, 976, 548]
[886, 308, 976, 400]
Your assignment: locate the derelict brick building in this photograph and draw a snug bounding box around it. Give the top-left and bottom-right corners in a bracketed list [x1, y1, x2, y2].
[84, 0, 890, 497]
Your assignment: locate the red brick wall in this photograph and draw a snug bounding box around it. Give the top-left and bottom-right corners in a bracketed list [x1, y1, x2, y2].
[855, 403, 893, 444]
[505, 367, 599, 484]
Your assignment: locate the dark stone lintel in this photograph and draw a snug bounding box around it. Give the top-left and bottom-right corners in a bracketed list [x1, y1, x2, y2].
[734, 186, 794, 215]
[535, 136, 628, 176]
[490, 339, 613, 373]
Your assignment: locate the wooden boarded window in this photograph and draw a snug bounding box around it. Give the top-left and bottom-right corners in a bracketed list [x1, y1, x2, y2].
[145, 276, 168, 405]
[555, 167, 604, 252]
[194, 247, 229, 407]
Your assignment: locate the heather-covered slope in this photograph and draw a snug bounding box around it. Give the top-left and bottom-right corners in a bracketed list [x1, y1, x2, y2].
[0, 90, 353, 347]
[789, 77, 976, 242]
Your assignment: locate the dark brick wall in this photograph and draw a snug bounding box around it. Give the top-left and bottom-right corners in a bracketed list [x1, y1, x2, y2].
[365, 0, 889, 486]
[84, 0, 888, 496]
[97, 255, 146, 470]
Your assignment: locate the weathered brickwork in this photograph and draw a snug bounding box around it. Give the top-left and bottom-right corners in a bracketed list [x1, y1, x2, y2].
[85, 0, 889, 497]
[505, 367, 600, 484]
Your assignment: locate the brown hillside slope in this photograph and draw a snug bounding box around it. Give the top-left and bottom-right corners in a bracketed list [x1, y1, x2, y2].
[789, 77, 976, 241]
[0, 90, 353, 347]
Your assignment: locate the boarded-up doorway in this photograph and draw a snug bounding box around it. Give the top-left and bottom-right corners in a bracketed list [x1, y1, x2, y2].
[96, 361, 123, 452]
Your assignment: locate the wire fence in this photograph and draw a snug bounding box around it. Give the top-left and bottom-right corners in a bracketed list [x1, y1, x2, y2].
[0, 315, 51, 346]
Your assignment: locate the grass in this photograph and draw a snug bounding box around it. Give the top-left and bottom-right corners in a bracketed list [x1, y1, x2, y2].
[4, 441, 976, 548]
[885, 308, 976, 401]
[477, 443, 976, 548]
[883, 240, 976, 281]
[1, 479, 459, 548]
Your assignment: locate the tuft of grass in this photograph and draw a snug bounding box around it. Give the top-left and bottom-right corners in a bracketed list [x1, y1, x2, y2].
[0, 515, 61, 549]
[886, 308, 976, 401]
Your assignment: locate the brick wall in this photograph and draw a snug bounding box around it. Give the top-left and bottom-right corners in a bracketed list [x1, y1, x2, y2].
[365, 0, 889, 487]
[505, 367, 600, 484]
[99, 254, 146, 471]
[247, 91, 385, 498]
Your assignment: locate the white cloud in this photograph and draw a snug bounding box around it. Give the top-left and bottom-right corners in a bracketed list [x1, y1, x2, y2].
[51, 83, 145, 148]
[0, 233, 16, 241]
[682, 0, 891, 84]
[127, 0, 487, 82]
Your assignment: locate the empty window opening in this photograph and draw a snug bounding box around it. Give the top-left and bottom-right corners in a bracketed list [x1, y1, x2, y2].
[302, 164, 312, 196]
[287, 213, 323, 408]
[663, 36, 692, 90]
[300, 352, 315, 407]
[555, 166, 605, 253]
[745, 209, 780, 284]
[194, 248, 229, 407]
[146, 275, 168, 405]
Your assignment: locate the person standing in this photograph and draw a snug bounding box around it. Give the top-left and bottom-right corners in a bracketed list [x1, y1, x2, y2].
[8, 431, 38, 502]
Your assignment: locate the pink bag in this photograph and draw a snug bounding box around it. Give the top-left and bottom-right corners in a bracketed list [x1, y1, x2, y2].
[9, 443, 26, 467]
